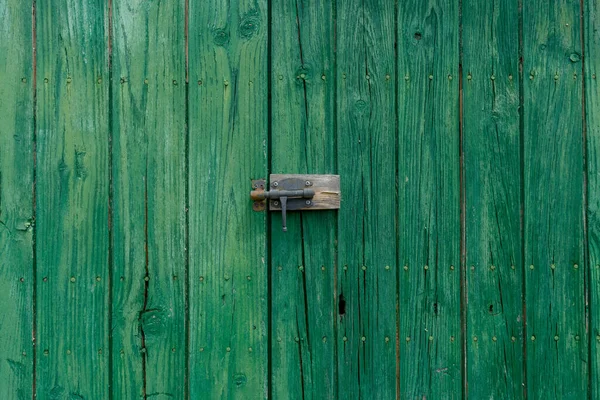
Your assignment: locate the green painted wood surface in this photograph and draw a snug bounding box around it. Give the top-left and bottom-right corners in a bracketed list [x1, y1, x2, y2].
[397, 0, 461, 398]
[586, 0, 600, 397]
[111, 0, 187, 398]
[1, 1, 600, 398]
[336, 0, 397, 398]
[0, 0, 34, 398]
[35, 0, 110, 397]
[270, 1, 336, 399]
[188, 0, 269, 397]
[523, 0, 587, 398]
[462, 0, 524, 398]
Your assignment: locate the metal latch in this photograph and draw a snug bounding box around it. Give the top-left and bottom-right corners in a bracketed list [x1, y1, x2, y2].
[250, 174, 341, 232]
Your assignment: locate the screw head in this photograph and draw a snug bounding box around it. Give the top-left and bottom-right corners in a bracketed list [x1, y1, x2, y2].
[305, 180, 311, 186]
[305, 200, 311, 205]
[272, 181, 279, 187]
[273, 201, 279, 206]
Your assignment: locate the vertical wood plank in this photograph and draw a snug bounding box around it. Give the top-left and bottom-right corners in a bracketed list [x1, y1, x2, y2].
[270, 0, 336, 398]
[397, 1, 461, 398]
[585, 0, 600, 397]
[336, 0, 397, 398]
[35, 0, 109, 397]
[188, 0, 268, 397]
[462, 0, 524, 397]
[523, 0, 587, 397]
[0, 0, 34, 398]
[111, 0, 187, 398]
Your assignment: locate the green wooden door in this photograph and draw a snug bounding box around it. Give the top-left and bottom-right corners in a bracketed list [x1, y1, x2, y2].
[1, 0, 599, 398]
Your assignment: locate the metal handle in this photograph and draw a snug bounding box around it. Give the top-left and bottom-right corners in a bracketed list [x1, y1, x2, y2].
[250, 185, 315, 232]
[249, 189, 315, 201]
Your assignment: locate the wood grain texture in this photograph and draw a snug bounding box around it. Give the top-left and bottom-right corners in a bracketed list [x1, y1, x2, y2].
[462, 0, 524, 397]
[270, 0, 336, 398]
[585, 0, 600, 397]
[523, 0, 587, 398]
[397, 0, 461, 398]
[35, 0, 109, 397]
[188, 0, 268, 397]
[336, 0, 397, 398]
[0, 0, 34, 398]
[111, 0, 187, 398]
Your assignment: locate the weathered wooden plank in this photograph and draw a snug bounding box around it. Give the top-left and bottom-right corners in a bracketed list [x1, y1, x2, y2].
[397, 1, 461, 398]
[35, 0, 109, 397]
[336, 0, 397, 398]
[0, 0, 34, 398]
[111, 0, 187, 398]
[585, 0, 600, 397]
[188, 0, 268, 397]
[267, 174, 340, 211]
[462, 0, 524, 397]
[523, 1, 587, 397]
[270, 0, 336, 398]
